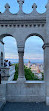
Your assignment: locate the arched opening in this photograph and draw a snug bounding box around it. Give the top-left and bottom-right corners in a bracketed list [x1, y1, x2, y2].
[24, 35, 44, 81]
[0, 35, 18, 81]
[3, 36, 18, 63]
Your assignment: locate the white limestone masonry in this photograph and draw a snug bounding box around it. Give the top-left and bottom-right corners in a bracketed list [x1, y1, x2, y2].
[0, 0, 49, 105]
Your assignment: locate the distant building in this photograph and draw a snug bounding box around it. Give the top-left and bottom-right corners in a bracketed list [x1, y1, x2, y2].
[39, 64, 44, 72]
[26, 61, 44, 74]
[27, 60, 31, 68]
[31, 64, 38, 73]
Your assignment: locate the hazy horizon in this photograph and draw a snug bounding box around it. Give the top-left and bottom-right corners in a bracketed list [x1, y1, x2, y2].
[5, 58, 43, 64]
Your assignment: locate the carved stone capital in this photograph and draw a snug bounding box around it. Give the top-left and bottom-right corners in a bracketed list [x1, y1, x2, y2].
[42, 43, 49, 49]
[18, 47, 24, 53]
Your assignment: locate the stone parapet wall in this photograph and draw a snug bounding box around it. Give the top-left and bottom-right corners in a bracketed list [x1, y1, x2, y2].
[6, 81, 45, 102]
[0, 84, 6, 103]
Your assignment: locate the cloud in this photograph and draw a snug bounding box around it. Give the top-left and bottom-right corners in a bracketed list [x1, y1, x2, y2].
[3, 37, 18, 59]
[5, 53, 18, 59]
[24, 53, 43, 60]
[25, 36, 43, 55]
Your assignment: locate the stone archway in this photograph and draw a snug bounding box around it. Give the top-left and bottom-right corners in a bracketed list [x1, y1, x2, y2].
[24, 35, 44, 80]
[1, 35, 18, 82]
[25, 33, 44, 42]
[3, 36, 18, 61]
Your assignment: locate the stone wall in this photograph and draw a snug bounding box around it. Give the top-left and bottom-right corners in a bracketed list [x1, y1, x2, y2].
[6, 81, 45, 102]
[0, 84, 6, 103]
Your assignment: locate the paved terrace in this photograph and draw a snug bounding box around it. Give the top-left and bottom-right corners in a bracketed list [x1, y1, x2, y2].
[1, 102, 49, 111]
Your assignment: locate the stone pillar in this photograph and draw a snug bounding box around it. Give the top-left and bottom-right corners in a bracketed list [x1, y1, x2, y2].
[43, 43, 49, 105]
[17, 48, 26, 82]
[0, 55, 1, 67]
[0, 69, 1, 84]
[42, 45, 45, 81]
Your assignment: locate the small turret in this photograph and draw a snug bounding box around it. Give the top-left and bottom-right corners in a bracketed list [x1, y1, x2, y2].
[5, 3, 10, 12]
[32, 3, 37, 12]
[17, 0, 24, 14]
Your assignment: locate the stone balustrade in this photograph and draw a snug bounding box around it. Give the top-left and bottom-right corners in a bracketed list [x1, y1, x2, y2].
[1, 65, 15, 81]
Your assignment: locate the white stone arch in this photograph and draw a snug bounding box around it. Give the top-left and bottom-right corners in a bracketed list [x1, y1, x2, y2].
[0, 33, 18, 48]
[24, 33, 44, 78]
[24, 33, 45, 50]
[0, 33, 15, 39]
[3, 34, 18, 52]
[25, 33, 44, 43]
[0, 34, 18, 64]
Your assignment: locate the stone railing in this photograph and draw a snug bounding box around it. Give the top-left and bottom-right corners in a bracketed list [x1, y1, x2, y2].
[1, 65, 15, 81]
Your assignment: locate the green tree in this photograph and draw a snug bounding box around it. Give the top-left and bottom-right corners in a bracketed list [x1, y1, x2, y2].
[13, 64, 18, 80]
[24, 66, 34, 80]
[41, 72, 44, 80]
[13, 64, 40, 81]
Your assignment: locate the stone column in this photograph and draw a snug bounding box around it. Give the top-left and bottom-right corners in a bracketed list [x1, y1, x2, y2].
[17, 48, 26, 82]
[0, 56, 1, 67]
[43, 43, 49, 105]
[42, 45, 45, 81]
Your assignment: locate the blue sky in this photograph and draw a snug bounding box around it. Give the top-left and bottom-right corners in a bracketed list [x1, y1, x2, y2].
[0, 0, 47, 13]
[2, 0, 48, 62]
